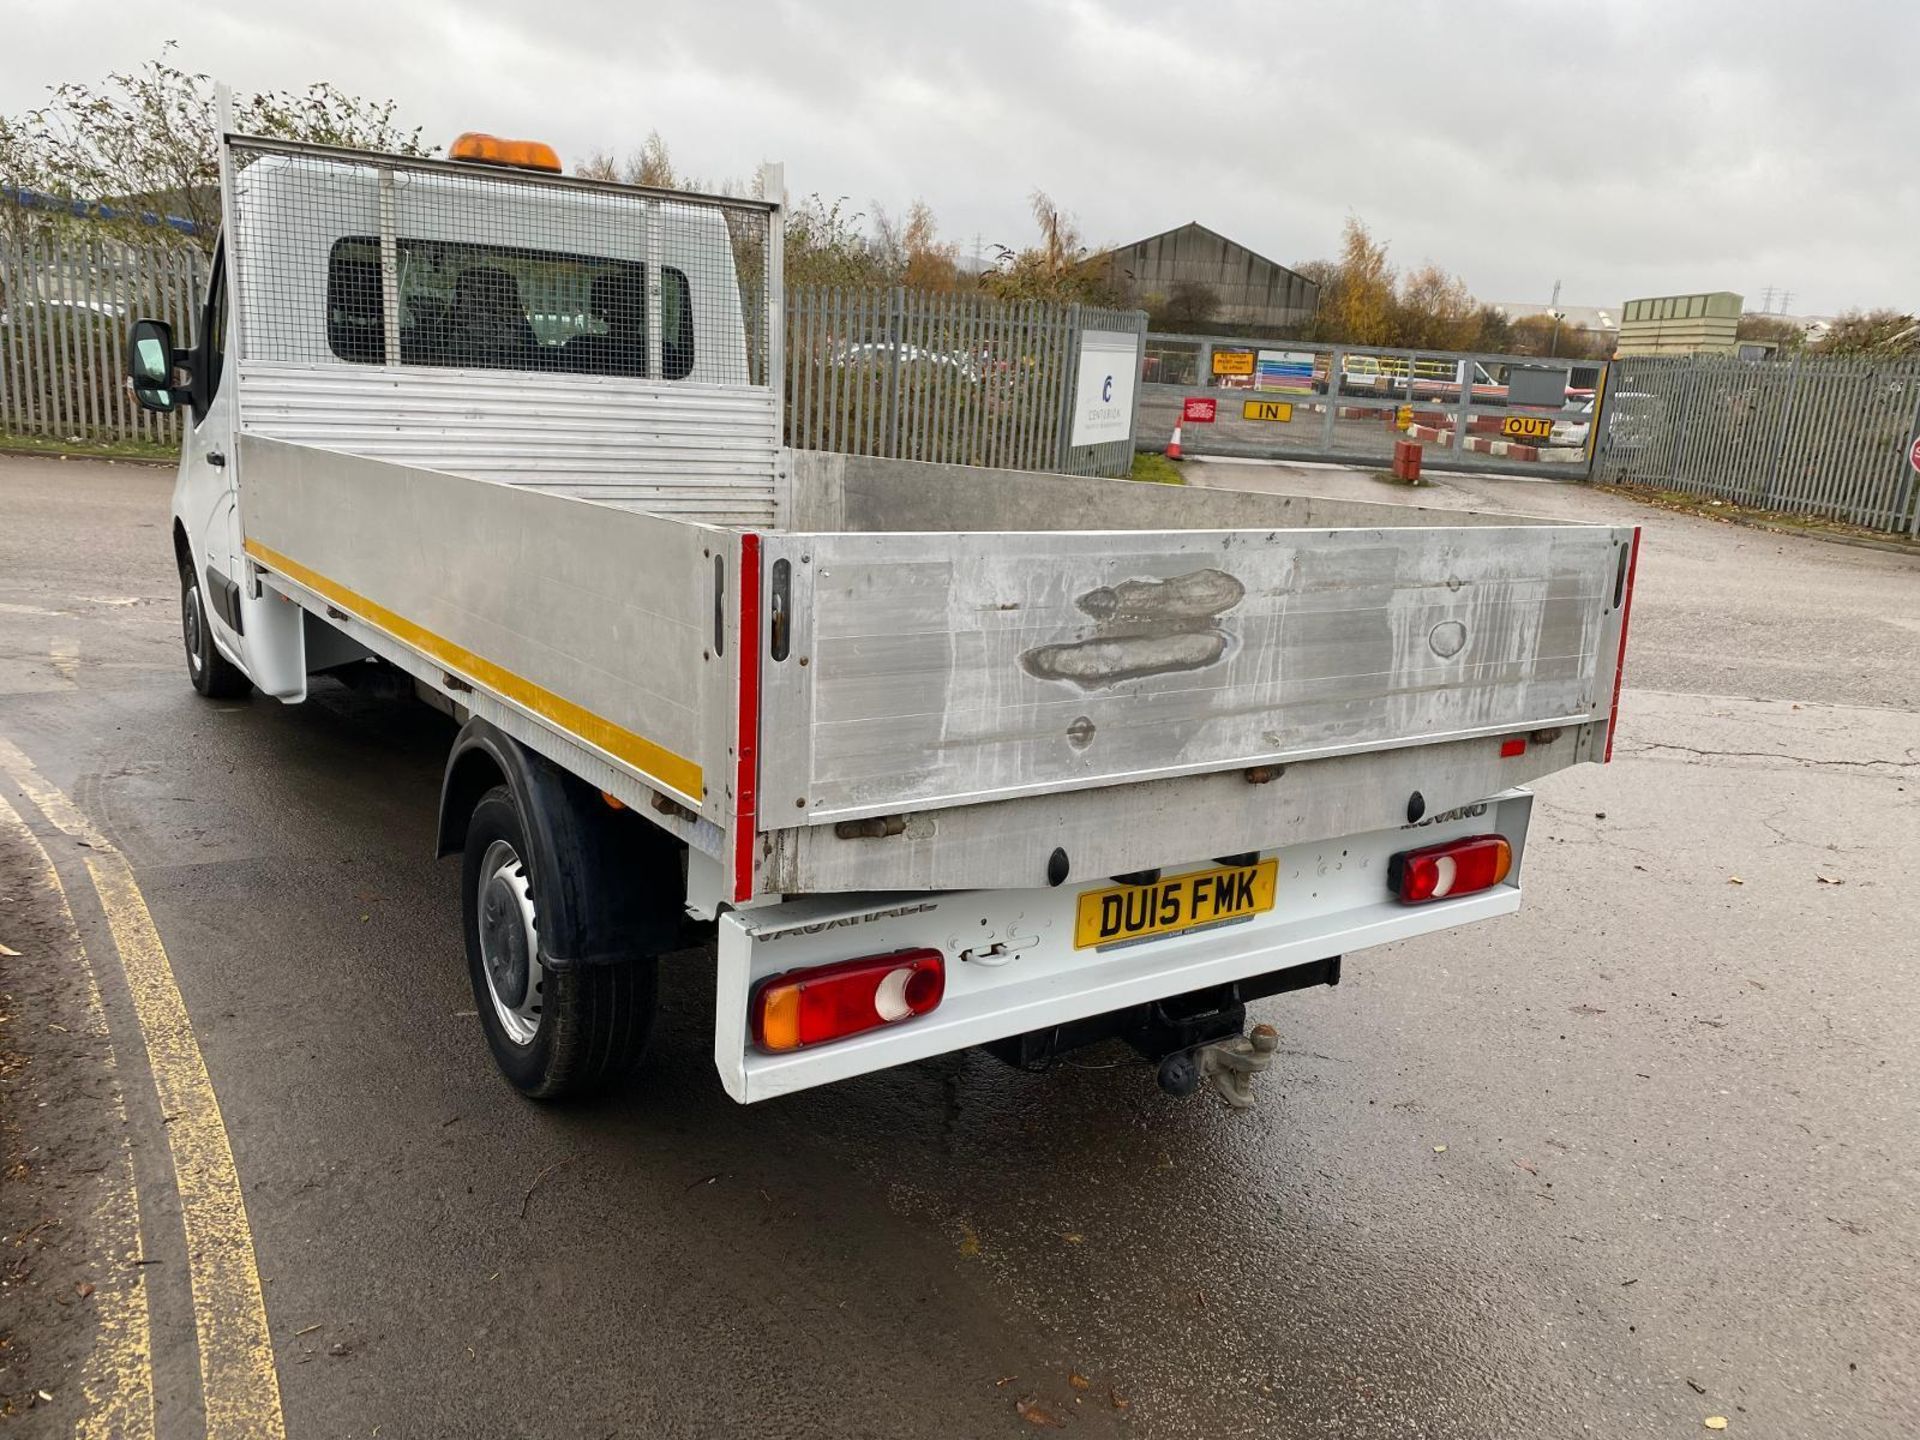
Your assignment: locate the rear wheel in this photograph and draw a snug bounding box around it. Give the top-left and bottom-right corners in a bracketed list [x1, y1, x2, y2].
[460, 785, 656, 1099]
[180, 565, 251, 699]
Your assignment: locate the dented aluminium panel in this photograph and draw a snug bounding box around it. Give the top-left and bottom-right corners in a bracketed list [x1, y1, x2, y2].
[758, 524, 1632, 823]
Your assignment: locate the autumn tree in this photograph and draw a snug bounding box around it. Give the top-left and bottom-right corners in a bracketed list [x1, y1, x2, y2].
[576, 131, 689, 189]
[1506, 315, 1556, 355]
[782, 194, 891, 288]
[981, 191, 1122, 305]
[1505, 314, 1609, 360]
[1147, 280, 1219, 332]
[4, 42, 429, 251]
[1736, 314, 1802, 349]
[1394, 263, 1477, 350]
[1468, 305, 1514, 352]
[1294, 220, 1514, 352]
[1311, 217, 1396, 346]
[1813, 309, 1918, 358]
[573, 130, 967, 294]
[873, 200, 962, 291]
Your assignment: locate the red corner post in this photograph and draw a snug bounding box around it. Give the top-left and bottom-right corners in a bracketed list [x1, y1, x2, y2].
[732, 533, 763, 901]
[1604, 527, 1641, 763]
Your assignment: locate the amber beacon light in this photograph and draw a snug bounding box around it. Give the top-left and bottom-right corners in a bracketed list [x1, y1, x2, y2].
[447, 133, 563, 173]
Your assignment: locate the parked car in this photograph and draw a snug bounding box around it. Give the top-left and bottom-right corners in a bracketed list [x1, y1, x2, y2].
[0, 295, 129, 329]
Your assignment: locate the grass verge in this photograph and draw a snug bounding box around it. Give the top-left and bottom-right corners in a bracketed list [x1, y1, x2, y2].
[1598, 484, 1920, 555]
[0, 430, 178, 464]
[1129, 451, 1186, 485]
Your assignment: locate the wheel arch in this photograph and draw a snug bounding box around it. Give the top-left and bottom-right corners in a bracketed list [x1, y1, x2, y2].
[438, 718, 683, 967]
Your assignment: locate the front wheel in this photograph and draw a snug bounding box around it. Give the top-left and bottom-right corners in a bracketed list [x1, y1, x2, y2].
[180, 565, 251, 699]
[460, 785, 656, 1099]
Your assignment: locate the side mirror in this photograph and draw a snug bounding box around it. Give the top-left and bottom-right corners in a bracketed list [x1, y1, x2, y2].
[126, 319, 179, 413]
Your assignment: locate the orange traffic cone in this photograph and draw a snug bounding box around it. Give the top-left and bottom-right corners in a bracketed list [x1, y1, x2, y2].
[1167, 417, 1184, 461]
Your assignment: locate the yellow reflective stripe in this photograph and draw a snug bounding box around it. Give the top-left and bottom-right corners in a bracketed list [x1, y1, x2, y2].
[243, 540, 702, 797]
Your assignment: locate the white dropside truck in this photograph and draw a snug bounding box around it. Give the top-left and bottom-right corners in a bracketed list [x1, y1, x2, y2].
[127, 133, 1637, 1106]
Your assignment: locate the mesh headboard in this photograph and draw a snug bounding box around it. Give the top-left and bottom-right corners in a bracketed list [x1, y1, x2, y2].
[223, 137, 782, 527]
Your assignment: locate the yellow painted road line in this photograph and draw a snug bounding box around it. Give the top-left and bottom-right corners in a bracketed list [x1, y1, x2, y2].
[242, 537, 705, 798]
[0, 737, 287, 1439]
[0, 792, 156, 1440]
[84, 857, 288, 1439]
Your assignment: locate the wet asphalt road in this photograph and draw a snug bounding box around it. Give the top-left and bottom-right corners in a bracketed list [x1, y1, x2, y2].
[2, 451, 1917, 1439]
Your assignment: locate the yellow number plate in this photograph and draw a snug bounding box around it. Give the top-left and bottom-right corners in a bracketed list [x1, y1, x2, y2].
[1242, 399, 1293, 423]
[1074, 859, 1280, 949]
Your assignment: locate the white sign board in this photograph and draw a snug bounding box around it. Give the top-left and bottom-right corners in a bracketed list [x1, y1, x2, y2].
[1069, 330, 1139, 448]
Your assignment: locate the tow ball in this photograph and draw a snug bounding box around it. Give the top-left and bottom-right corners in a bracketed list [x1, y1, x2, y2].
[1155, 1024, 1280, 1108]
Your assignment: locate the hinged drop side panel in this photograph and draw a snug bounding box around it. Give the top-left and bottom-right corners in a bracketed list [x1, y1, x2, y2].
[240, 435, 730, 817]
[758, 524, 1632, 824]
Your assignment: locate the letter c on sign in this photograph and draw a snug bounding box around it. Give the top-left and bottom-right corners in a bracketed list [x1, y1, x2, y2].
[1102, 375, 1113, 402]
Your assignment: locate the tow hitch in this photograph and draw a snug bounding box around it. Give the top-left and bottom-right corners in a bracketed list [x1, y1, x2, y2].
[1155, 1024, 1280, 1108]
[984, 956, 1338, 1105]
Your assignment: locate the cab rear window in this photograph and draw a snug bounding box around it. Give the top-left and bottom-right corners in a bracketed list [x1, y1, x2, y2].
[325, 236, 693, 379]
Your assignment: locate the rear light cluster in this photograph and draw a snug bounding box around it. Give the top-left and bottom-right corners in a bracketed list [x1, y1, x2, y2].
[750, 949, 945, 1053]
[1388, 834, 1513, 904]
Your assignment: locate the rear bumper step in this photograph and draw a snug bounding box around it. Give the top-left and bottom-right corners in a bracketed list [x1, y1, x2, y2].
[712, 790, 1534, 1103]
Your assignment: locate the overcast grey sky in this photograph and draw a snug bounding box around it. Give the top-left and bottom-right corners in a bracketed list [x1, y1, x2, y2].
[6, 0, 1915, 316]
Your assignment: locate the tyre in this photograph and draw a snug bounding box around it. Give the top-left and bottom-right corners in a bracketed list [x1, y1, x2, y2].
[180, 564, 251, 699]
[460, 785, 656, 1099]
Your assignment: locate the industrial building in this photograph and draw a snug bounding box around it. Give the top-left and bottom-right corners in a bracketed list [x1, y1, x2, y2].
[1094, 222, 1318, 334]
[1615, 291, 1743, 356]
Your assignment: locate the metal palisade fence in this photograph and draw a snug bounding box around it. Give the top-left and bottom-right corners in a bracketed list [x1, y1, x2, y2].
[2, 224, 1145, 480]
[784, 284, 1144, 478]
[0, 226, 205, 447]
[1596, 353, 1920, 536]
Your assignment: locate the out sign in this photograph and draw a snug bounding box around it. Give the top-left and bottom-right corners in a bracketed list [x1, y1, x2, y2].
[1182, 396, 1217, 424]
[1501, 414, 1555, 442]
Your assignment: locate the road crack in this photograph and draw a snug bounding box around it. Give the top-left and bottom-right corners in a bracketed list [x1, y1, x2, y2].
[1617, 742, 1919, 774]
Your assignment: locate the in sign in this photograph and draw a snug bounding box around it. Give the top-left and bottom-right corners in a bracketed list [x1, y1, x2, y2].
[1242, 399, 1293, 423]
[1182, 396, 1217, 424]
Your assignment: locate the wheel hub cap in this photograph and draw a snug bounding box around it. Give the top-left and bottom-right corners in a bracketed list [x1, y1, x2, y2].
[476, 839, 542, 1045]
[183, 584, 204, 672]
